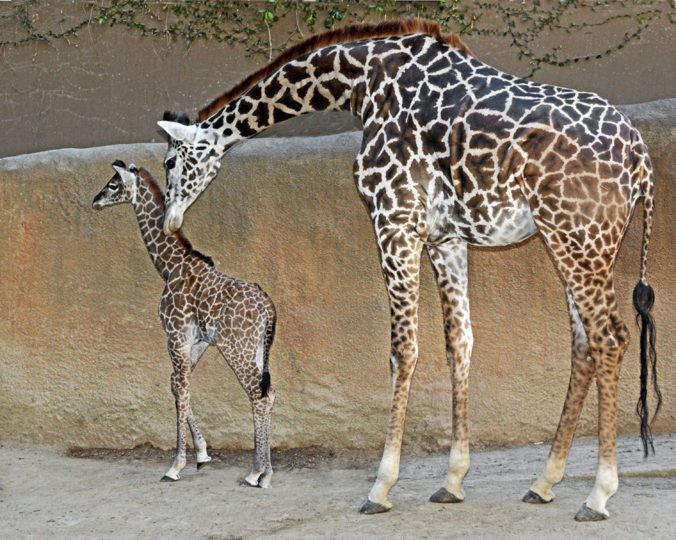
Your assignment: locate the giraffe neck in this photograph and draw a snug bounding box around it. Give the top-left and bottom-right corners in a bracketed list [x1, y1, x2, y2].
[203, 42, 370, 149]
[200, 33, 474, 155]
[132, 172, 190, 280]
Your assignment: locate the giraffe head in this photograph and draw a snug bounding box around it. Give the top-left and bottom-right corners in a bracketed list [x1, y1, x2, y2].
[92, 160, 139, 210]
[157, 111, 224, 235]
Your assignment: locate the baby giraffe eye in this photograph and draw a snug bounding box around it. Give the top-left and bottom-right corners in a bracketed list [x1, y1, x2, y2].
[165, 157, 176, 170]
[110, 182, 120, 192]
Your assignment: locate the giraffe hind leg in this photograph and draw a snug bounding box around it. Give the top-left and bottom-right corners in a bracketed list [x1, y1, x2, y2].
[217, 334, 275, 489]
[527, 276, 627, 519]
[524, 288, 595, 504]
[244, 391, 274, 488]
[528, 222, 629, 518]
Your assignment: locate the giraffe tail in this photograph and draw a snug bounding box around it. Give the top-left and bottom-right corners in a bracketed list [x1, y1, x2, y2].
[631, 136, 661, 457]
[259, 309, 276, 398]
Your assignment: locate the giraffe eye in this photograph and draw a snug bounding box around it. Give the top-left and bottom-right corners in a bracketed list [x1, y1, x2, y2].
[110, 182, 120, 192]
[165, 157, 176, 170]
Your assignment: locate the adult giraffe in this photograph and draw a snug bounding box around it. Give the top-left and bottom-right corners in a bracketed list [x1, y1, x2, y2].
[156, 20, 660, 521]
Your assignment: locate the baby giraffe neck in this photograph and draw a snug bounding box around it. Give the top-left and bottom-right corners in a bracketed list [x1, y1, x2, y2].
[132, 172, 187, 281]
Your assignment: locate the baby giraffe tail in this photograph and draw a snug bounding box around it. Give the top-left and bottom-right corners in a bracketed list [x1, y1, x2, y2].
[259, 313, 276, 398]
[632, 140, 662, 457]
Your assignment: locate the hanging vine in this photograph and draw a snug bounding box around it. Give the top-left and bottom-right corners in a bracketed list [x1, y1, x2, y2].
[0, 0, 672, 77]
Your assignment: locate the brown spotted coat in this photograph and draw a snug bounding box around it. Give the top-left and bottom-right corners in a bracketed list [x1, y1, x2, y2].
[93, 162, 275, 487]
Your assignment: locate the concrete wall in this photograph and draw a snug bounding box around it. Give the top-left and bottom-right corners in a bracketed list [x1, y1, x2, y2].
[0, 100, 674, 453]
[0, 2, 674, 158]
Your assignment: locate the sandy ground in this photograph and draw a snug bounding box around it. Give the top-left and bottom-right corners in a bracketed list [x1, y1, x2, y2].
[1, 435, 674, 539]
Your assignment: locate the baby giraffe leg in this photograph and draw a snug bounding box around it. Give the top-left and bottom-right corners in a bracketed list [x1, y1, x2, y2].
[217, 339, 275, 489]
[187, 406, 211, 469]
[162, 343, 192, 481]
[246, 390, 275, 488]
[188, 341, 212, 469]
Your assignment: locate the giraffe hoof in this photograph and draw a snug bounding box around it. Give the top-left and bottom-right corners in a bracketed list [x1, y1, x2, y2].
[238, 477, 261, 488]
[160, 474, 179, 482]
[196, 460, 211, 470]
[574, 503, 608, 522]
[429, 487, 463, 504]
[358, 498, 391, 515]
[522, 490, 551, 504]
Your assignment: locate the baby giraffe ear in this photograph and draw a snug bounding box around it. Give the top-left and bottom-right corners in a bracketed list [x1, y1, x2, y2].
[157, 120, 198, 144]
[112, 164, 136, 185]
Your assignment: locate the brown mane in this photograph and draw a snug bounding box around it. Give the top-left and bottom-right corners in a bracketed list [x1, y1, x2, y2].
[198, 19, 471, 121]
[138, 166, 167, 213]
[138, 167, 215, 267]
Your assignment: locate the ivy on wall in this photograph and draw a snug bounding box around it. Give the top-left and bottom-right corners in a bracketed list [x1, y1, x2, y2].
[0, 0, 672, 77]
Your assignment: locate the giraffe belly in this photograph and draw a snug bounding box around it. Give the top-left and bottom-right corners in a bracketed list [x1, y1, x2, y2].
[474, 202, 538, 247]
[428, 198, 538, 247]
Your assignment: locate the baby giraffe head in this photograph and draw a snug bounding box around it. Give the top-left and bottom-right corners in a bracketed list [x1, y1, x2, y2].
[92, 160, 139, 210]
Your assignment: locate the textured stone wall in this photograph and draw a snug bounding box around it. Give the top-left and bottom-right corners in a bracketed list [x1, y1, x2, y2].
[0, 100, 673, 453]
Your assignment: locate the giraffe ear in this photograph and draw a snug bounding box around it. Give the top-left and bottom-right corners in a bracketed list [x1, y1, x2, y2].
[112, 164, 136, 185]
[157, 120, 198, 144]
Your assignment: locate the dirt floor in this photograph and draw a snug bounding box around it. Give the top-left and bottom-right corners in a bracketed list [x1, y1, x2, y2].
[1, 435, 674, 539]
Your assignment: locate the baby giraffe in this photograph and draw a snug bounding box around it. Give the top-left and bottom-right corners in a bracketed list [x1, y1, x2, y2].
[92, 161, 276, 488]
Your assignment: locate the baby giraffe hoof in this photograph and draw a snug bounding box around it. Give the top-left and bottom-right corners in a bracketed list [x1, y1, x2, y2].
[196, 459, 212, 471]
[574, 503, 608, 522]
[358, 498, 391, 515]
[430, 487, 463, 504]
[238, 477, 261, 488]
[522, 490, 551, 504]
[258, 474, 273, 489]
[160, 474, 179, 482]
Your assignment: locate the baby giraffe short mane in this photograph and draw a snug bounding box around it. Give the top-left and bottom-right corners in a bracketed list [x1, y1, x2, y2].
[198, 19, 471, 121]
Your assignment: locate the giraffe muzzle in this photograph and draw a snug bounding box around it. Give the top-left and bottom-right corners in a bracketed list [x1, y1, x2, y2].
[92, 193, 106, 210]
[163, 205, 184, 235]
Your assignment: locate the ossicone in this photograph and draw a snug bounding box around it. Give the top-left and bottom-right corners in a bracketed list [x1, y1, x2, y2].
[163, 110, 191, 125]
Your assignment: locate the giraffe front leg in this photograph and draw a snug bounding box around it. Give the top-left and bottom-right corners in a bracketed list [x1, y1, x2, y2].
[188, 341, 212, 469]
[524, 289, 595, 504]
[427, 241, 472, 504]
[162, 344, 192, 482]
[359, 225, 422, 514]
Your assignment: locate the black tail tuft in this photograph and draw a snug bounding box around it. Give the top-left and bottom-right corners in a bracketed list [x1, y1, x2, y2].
[260, 371, 271, 398]
[633, 281, 661, 457]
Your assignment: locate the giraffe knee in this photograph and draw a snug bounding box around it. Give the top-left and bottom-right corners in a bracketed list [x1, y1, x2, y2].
[614, 321, 629, 352]
[591, 319, 628, 355]
[389, 335, 417, 371]
[255, 392, 274, 414]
